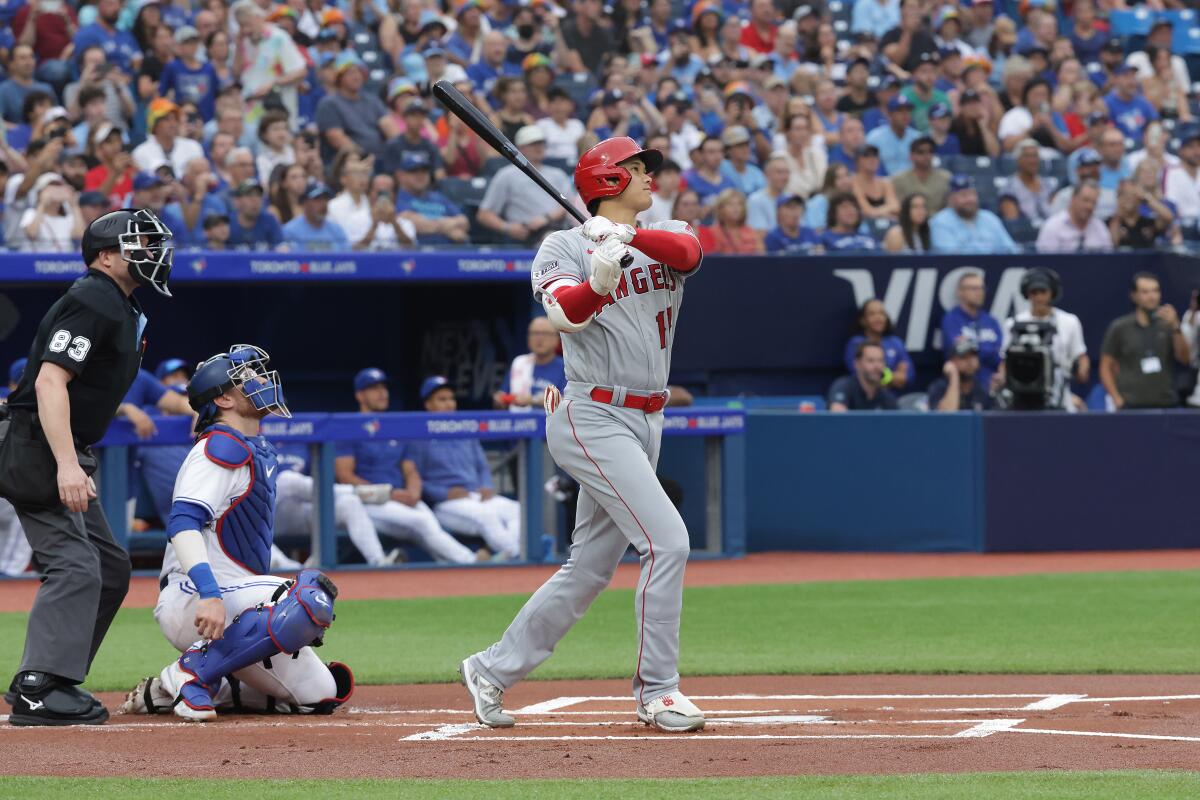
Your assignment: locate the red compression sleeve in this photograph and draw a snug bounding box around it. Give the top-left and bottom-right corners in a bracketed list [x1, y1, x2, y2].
[552, 282, 607, 324]
[630, 228, 703, 272]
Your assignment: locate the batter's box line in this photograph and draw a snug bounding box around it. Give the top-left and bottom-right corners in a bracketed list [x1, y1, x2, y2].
[512, 693, 1081, 713]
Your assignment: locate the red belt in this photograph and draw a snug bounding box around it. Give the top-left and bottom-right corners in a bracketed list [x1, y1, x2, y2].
[590, 387, 669, 413]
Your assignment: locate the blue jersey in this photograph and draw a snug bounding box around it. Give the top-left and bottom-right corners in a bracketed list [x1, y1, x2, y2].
[336, 434, 408, 487]
[821, 230, 878, 251]
[229, 211, 283, 250]
[405, 438, 492, 504]
[1104, 91, 1158, 145]
[74, 23, 141, 74]
[159, 59, 219, 121]
[501, 355, 567, 401]
[764, 226, 820, 253]
[275, 441, 310, 475]
[940, 305, 1004, 386]
[123, 368, 167, 409]
[394, 189, 463, 245]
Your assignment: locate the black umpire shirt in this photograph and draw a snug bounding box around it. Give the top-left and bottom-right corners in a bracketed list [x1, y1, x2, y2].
[7, 270, 146, 445]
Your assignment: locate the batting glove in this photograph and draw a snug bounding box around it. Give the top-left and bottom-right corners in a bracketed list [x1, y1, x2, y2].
[581, 216, 635, 244]
[589, 237, 628, 295]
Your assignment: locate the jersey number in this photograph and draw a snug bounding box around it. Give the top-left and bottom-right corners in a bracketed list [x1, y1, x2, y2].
[49, 330, 91, 362]
[655, 307, 674, 350]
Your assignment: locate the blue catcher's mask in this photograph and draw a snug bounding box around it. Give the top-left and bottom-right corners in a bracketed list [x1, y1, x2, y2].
[189, 344, 290, 431]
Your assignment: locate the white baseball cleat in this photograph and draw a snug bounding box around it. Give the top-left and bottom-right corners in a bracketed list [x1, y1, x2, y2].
[637, 691, 705, 733]
[459, 658, 515, 728]
[160, 662, 218, 723]
[117, 675, 173, 715]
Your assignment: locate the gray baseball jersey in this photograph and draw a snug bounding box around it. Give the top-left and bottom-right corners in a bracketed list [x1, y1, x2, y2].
[469, 220, 702, 712]
[531, 220, 700, 391]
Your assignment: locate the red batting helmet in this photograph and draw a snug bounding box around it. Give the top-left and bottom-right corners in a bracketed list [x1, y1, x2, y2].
[574, 137, 664, 208]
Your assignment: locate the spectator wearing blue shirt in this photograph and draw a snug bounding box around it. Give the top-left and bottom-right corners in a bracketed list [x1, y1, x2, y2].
[467, 32, 520, 99]
[227, 179, 283, 250]
[821, 192, 878, 252]
[928, 336, 995, 411]
[828, 117, 887, 175]
[1096, 126, 1131, 191]
[394, 152, 470, 245]
[927, 102, 961, 157]
[1104, 65, 1157, 146]
[1068, 0, 1106, 65]
[334, 368, 477, 565]
[282, 182, 348, 251]
[158, 26, 219, 122]
[591, 89, 649, 144]
[718, 126, 766, 195]
[930, 175, 1020, 254]
[746, 154, 791, 231]
[853, 0, 900, 42]
[845, 299, 915, 391]
[940, 269, 1005, 390]
[0, 45, 55, 125]
[494, 317, 567, 413]
[865, 94, 922, 176]
[764, 195, 820, 254]
[684, 135, 738, 221]
[73, 0, 142, 76]
[405, 376, 521, 559]
[861, 75, 901, 133]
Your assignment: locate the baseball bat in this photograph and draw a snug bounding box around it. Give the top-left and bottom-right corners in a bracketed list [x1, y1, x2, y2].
[432, 79, 587, 225]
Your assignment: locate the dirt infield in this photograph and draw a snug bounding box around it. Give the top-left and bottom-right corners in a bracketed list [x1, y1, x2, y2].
[3, 549, 1199, 612]
[0, 675, 1196, 779]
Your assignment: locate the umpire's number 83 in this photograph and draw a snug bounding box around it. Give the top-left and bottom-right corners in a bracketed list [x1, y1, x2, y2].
[48, 329, 92, 362]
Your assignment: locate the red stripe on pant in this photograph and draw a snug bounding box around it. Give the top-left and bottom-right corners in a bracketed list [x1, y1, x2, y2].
[566, 400, 656, 706]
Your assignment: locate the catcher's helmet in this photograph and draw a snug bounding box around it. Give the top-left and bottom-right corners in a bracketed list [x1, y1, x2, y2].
[81, 207, 174, 297]
[188, 344, 291, 432]
[574, 137, 663, 210]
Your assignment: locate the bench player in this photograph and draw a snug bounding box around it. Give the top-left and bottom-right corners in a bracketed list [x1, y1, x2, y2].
[460, 137, 705, 733]
[119, 345, 352, 721]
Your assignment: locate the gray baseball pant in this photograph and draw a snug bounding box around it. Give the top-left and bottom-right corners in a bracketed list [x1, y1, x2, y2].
[470, 391, 690, 706]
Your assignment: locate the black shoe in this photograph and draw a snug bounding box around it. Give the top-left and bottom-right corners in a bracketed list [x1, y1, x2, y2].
[6, 672, 108, 726]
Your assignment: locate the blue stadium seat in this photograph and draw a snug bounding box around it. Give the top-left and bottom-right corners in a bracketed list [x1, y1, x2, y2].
[1166, 10, 1200, 55]
[1108, 8, 1155, 37]
[440, 176, 487, 209]
[947, 154, 996, 178]
[553, 73, 599, 116]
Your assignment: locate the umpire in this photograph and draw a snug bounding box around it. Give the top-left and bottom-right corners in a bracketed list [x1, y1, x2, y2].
[0, 208, 173, 726]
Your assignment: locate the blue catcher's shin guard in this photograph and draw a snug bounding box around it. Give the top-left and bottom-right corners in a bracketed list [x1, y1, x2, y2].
[174, 570, 337, 713]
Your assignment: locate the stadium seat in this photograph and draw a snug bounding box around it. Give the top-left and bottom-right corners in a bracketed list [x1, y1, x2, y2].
[483, 156, 510, 179]
[1108, 8, 1155, 37]
[553, 73, 599, 113]
[544, 157, 571, 174]
[947, 154, 995, 178]
[897, 393, 929, 411]
[439, 176, 487, 209]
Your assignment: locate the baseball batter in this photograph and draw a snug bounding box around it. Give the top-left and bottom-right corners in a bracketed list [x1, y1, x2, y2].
[120, 345, 352, 721]
[461, 137, 705, 733]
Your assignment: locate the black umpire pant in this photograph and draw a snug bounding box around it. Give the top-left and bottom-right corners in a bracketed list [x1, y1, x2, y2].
[14, 495, 131, 685]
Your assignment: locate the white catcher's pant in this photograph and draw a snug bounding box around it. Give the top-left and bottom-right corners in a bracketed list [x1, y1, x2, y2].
[434, 493, 521, 559]
[363, 500, 477, 564]
[154, 574, 337, 710]
[275, 471, 388, 564]
[0, 498, 31, 576]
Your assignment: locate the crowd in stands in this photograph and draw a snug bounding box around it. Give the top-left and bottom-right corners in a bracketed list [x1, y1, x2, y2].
[0, 0, 1198, 253]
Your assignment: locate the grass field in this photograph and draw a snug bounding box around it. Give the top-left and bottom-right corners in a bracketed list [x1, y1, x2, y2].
[1, 772, 1199, 799]
[1, 569, 1196, 691]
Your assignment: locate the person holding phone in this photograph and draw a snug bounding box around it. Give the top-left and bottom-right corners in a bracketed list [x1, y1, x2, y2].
[19, 173, 84, 252]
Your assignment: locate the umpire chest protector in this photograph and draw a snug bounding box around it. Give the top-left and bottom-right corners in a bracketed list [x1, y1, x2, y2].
[202, 424, 279, 575]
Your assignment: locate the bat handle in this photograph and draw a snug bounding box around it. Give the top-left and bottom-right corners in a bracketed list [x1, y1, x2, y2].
[619, 252, 634, 270]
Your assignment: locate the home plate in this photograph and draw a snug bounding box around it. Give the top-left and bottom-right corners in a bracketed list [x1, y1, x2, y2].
[708, 715, 828, 725]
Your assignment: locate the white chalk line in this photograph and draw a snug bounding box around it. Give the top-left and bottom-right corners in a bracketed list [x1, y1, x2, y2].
[953, 719, 1026, 738]
[1020, 694, 1088, 711]
[1008, 727, 1200, 743]
[427, 734, 982, 742]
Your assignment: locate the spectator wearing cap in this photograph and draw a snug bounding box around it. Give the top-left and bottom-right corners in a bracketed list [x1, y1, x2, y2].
[202, 212, 230, 250]
[664, 22, 707, 84]
[1104, 64, 1157, 147]
[1065, 112, 1112, 179]
[127, 169, 187, 238]
[232, 0, 307, 120]
[739, 0, 779, 55]
[923, 102, 959, 157]
[1108, 178, 1175, 249]
[282, 181, 349, 250]
[764, 194, 820, 254]
[560, 0, 617, 75]
[639, 158, 682, 226]
[781, 112, 828, 200]
[901, 51, 950, 132]
[865, 94, 921, 176]
[828, 342, 899, 412]
[1049, 148, 1116, 219]
[590, 89, 650, 144]
[881, 0, 938, 73]
[394, 151, 468, 244]
[316, 51, 397, 164]
[821, 193, 878, 252]
[928, 337, 994, 412]
[850, 144, 899, 221]
[891, 136, 950, 212]
[1126, 18, 1191, 93]
[852, 0, 900, 41]
[537, 88, 585, 162]
[747, 154, 791, 230]
[227, 179, 283, 250]
[18, 173, 82, 252]
[522, 53, 556, 115]
[949, 89, 998, 158]
[0, 46, 50, 122]
[82, 123, 133, 206]
[934, 47, 963, 94]
[698, 188, 764, 254]
[72, 0, 142, 77]
[684, 135, 738, 221]
[158, 26, 219, 122]
[930, 175, 1020, 254]
[76, 191, 108, 226]
[131, 98, 205, 176]
[837, 58, 878, 120]
[382, 99, 447, 183]
[382, 79, 422, 135]
[443, 0, 487, 67]
[1000, 138, 1057, 225]
[718, 126, 765, 196]
[1164, 127, 1200, 222]
[1087, 37, 1125, 93]
[477, 125, 574, 245]
[1036, 180, 1112, 253]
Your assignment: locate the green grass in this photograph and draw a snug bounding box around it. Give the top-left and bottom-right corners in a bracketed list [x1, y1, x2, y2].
[1, 570, 1197, 692]
[0, 773, 1198, 799]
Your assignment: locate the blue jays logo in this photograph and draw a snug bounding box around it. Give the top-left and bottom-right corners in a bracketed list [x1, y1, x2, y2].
[190, 258, 206, 274]
[401, 259, 416, 274]
[363, 419, 381, 436]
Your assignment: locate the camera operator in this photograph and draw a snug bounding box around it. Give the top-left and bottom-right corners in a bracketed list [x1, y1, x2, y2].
[1001, 268, 1088, 411]
[928, 336, 995, 412]
[1099, 272, 1190, 410]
